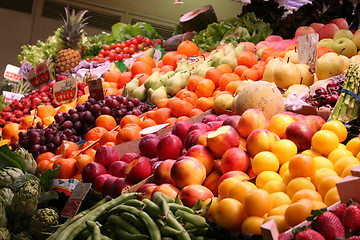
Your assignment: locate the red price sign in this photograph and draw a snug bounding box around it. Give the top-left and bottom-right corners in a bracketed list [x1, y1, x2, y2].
[3, 64, 22, 82]
[53, 77, 78, 105]
[29, 71, 50, 87]
[61, 199, 82, 218]
[26, 63, 52, 87]
[55, 89, 77, 102]
[87, 78, 104, 100]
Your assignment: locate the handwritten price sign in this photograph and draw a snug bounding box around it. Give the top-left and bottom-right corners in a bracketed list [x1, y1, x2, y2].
[53, 77, 78, 105]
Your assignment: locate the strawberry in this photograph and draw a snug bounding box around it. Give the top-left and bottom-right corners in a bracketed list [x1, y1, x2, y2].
[314, 211, 345, 239]
[331, 202, 347, 219]
[295, 228, 325, 240]
[347, 237, 360, 240]
[343, 204, 360, 234]
[279, 232, 293, 240]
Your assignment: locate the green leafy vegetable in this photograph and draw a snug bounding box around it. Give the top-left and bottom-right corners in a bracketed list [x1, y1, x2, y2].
[0, 145, 26, 172]
[40, 168, 60, 192]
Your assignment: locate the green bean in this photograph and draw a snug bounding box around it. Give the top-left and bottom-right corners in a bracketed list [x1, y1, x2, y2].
[163, 213, 191, 240]
[120, 212, 147, 233]
[168, 203, 194, 214]
[115, 228, 149, 240]
[107, 214, 142, 234]
[141, 198, 163, 217]
[92, 224, 101, 240]
[175, 209, 208, 228]
[122, 199, 146, 210]
[191, 199, 203, 211]
[152, 191, 170, 218]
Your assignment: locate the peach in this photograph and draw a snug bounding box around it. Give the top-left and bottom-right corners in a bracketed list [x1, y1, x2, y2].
[217, 170, 250, 188]
[125, 156, 152, 183]
[153, 159, 176, 185]
[110, 177, 133, 198]
[93, 174, 113, 193]
[138, 134, 160, 158]
[304, 115, 326, 132]
[184, 129, 205, 150]
[107, 161, 128, 178]
[152, 183, 180, 199]
[82, 162, 107, 184]
[186, 144, 214, 175]
[179, 184, 214, 208]
[246, 129, 280, 157]
[318, 23, 340, 40]
[171, 156, 207, 189]
[222, 115, 241, 130]
[207, 121, 224, 131]
[137, 183, 158, 199]
[309, 23, 325, 33]
[172, 120, 193, 144]
[237, 108, 267, 138]
[268, 113, 296, 139]
[203, 169, 223, 196]
[157, 133, 184, 160]
[207, 125, 241, 158]
[285, 121, 315, 151]
[220, 147, 250, 174]
[119, 152, 141, 163]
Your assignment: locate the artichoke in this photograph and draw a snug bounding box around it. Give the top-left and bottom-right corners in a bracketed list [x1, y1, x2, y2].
[13, 148, 37, 174]
[0, 203, 6, 228]
[28, 208, 59, 240]
[0, 227, 10, 240]
[13, 231, 33, 240]
[0, 188, 13, 210]
[10, 180, 40, 218]
[0, 167, 24, 187]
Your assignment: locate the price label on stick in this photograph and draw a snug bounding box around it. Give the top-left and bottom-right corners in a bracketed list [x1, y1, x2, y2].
[61, 183, 91, 218]
[298, 33, 319, 73]
[53, 77, 78, 105]
[4, 64, 22, 83]
[27, 63, 52, 87]
[87, 77, 104, 100]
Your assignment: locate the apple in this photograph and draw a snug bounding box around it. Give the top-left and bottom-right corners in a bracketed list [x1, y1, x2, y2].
[333, 29, 354, 40]
[237, 108, 267, 138]
[152, 184, 180, 199]
[351, 29, 360, 49]
[203, 169, 222, 196]
[268, 112, 296, 139]
[294, 26, 316, 38]
[296, 64, 315, 86]
[317, 38, 334, 50]
[94, 145, 120, 168]
[206, 125, 241, 158]
[217, 170, 250, 187]
[265, 35, 283, 42]
[157, 133, 184, 160]
[101, 176, 118, 197]
[246, 129, 280, 157]
[171, 156, 207, 189]
[222, 115, 241, 130]
[153, 159, 176, 185]
[330, 18, 349, 30]
[119, 152, 141, 163]
[332, 37, 358, 58]
[318, 23, 339, 40]
[206, 120, 223, 131]
[315, 52, 345, 80]
[220, 147, 250, 174]
[107, 160, 128, 178]
[238, 42, 256, 53]
[271, 39, 296, 51]
[172, 120, 193, 143]
[186, 144, 214, 175]
[285, 121, 315, 151]
[125, 156, 152, 183]
[110, 177, 133, 198]
[82, 162, 107, 184]
[202, 114, 218, 124]
[215, 114, 230, 122]
[309, 23, 325, 33]
[179, 184, 214, 208]
[138, 134, 160, 158]
[184, 129, 205, 150]
[92, 174, 113, 193]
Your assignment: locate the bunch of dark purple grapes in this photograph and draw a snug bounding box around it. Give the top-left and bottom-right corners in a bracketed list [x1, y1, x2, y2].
[17, 94, 154, 157]
[305, 78, 345, 108]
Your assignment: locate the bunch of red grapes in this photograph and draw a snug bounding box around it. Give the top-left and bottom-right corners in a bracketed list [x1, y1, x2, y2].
[16, 94, 154, 157]
[88, 35, 162, 62]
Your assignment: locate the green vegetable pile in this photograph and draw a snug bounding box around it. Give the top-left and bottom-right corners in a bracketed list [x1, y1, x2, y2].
[193, 12, 272, 52]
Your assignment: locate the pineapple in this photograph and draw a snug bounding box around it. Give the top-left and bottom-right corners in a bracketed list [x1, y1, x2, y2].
[54, 7, 88, 75]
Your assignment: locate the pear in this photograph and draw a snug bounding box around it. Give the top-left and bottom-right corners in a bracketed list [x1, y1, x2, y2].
[296, 63, 314, 86]
[123, 77, 139, 97]
[142, 47, 155, 57]
[315, 52, 345, 80]
[219, 54, 237, 71]
[262, 58, 283, 83]
[175, 59, 191, 72]
[132, 84, 147, 101]
[144, 71, 162, 91]
[160, 71, 175, 86]
[283, 50, 299, 64]
[273, 61, 302, 89]
[235, 44, 246, 57]
[224, 43, 237, 58]
[166, 71, 187, 96]
[149, 86, 168, 106]
[192, 59, 212, 76]
[284, 84, 309, 98]
[211, 49, 225, 67]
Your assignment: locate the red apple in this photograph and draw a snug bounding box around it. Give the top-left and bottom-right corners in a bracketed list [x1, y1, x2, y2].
[172, 120, 193, 143]
[217, 170, 250, 187]
[82, 162, 107, 184]
[246, 129, 280, 157]
[220, 147, 250, 174]
[237, 108, 267, 138]
[285, 121, 315, 151]
[184, 129, 204, 150]
[95, 145, 120, 168]
[152, 183, 181, 199]
[157, 133, 184, 160]
[125, 156, 152, 183]
[215, 114, 230, 122]
[92, 174, 113, 193]
[107, 161, 128, 178]
[202, 114, 217, 124]
[110, 177, 133, 198]
[330, 18, 349, 30]
[153, 159, 176, 185]
[207, 120, 224, 131]
[222, 115, 241, 130]
[101, 176, 118, 198]
[185, 144, 214, 175]
[309, 23, 325, 33]
[318, 23, 340, 40]
[171, 156, 207, 189]
[203, 169, 222, 196]
[206, 125, 241, 158]
[138, 134, 160, 158]
[179, 184, 214, 208]
[119, 152, 141, 163]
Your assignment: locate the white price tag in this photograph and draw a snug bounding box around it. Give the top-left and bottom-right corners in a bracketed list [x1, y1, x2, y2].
[3, 64, 22, 83]
[2, 91, 24, 103]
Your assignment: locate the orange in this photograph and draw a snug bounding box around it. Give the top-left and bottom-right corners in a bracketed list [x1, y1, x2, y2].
[176, 116, 189, 122]
[243, 189, 272, 217]
[216, 64, 233, 74]
[284, 199, 314, 227]
[58, 140, 80, 158]
[37, 160, 54, 174]
[179, 90, 198, 106]
[321, 119, 348, 142]
[225, 81, 243, 94]
[75, 154, 94, 172]
[104, 69, 122, 83]
[20, 116, 41, 130]
[317, 46, 334, 58]
[116, 126, 141, 144]
[139, 118, 157, 129]
[133, 73, 150, 86]
[286, 177, 316, 199]
[195, 97, 214, 111]
[81, 140, 100, 151]
[169, 99, 194, 118]
[118, 71, 133, 89]
[177, 40, 199, 57]
[233, 65, 249, 78]
[291, 189, 323, 203]
[214, 198, 246, 232]
[157, 98, 170, 109]
[52, 157, 78, 179]
[252, 152, 280, 175]
[346, 137, 360, 156]
[136, 54, 156, 68]
[186, 75, 205, 92]
[251, 61, 266, 79]
[240, 68, 259, 81]
[205, 68, 223, 88]
[131, 61, 153, 76]
[151, 108, 172, 124]
[36, 152, 56, 164]
[159, 64, 175, 74]
[161, 51, 184, 68]
[175, 89, 188, 98]
[218, 73, 241, 91]
[311, 130, 339, 156]
[143, 110, 156, 120]
[104, 87, 119, 96]
[241, 216, 264, 235]
[83, 148, 96, 160]
[95, 114, 117, 131]
[2, 123, 20, 140]
[188, 108, 203, 117]
[195, 79, 216, 98]
[288, 154, 316, 178]
[98, 131, 118, 145]
[227, 181, 257, 203]
[120, 115, 141, 128]
[122, 123, 142, 132]
[37, 105, 56, 119]
[42, 116, 55, 126]
[260, 48, 275, 61]
[237, 51, 258, 68]
[56, 104, 73, 113]
[102, 82, 118, 89]
[164, 117, 177, 126]
[85, 126, 108, 142]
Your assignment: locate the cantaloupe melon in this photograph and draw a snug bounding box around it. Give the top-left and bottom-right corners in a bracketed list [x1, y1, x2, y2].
[234, 81, 285, 119]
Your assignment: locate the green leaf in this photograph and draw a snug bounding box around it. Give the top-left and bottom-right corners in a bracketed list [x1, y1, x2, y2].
[11, 173, 39, 191]
[38, 190, 59, 207]
[0, 145, 26, 171]
[40, 168, 60, 192]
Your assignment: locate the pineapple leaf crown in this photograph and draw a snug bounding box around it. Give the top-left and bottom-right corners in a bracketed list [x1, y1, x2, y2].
[60, 6, 89, 50]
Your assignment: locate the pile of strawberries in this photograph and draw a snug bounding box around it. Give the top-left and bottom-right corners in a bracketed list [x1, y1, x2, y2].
[280, 201, 360, 240]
